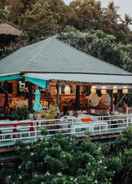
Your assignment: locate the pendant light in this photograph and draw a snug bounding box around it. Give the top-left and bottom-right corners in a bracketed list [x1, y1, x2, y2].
[113, 86, 118, 94]
[90, 86, 96, 94]
[64, 85, 71, 95]
[122, 86, 128, 94]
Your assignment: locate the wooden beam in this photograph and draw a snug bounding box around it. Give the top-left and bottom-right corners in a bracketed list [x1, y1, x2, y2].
[27, 82, 33, 112]
[75, 85, 80, 110]
[56, 82, 61, 112]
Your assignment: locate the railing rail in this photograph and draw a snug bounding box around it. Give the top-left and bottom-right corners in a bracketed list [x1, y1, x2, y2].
[0, 114, 132, 147]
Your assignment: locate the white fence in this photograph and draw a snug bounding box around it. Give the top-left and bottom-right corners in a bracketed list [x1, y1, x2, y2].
[0, 114, 132, 147]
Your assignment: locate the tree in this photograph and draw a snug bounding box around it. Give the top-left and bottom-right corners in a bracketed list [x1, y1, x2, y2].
[19, 0, 71, 41]
[0, 0, 131, 44]
[69, 1, 132, 43]
[70, 0, 103, 30]
[0, 0, 6, 8]
[111, 128, 132, 184]
[59, 29, 132, 72]
[6, 0, 35, 25]
[0, 8, 9, 22]
[5, 135, 112, 184]
[0, 0, 9, 23]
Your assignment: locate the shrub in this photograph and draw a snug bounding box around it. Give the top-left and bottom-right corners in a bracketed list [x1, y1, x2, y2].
[7, 135, 112, 184]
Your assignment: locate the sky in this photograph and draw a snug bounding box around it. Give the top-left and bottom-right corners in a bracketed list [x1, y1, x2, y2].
[64, 0, 132, 18]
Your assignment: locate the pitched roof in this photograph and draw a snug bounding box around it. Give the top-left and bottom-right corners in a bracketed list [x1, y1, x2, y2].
[0, 23, 22, 36]
[0, 36, 130, 75]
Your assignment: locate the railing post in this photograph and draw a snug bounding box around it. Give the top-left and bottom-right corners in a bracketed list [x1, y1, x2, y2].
[34, 121, 38, 142]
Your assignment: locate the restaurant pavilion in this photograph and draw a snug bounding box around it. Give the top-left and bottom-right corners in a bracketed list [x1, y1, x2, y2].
[0, 36, 132, 118]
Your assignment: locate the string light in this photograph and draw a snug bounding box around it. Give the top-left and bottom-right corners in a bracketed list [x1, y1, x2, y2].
[122, 86, 128, 94]
[113, 86, 118, 94]
[90, 86, 96, 94]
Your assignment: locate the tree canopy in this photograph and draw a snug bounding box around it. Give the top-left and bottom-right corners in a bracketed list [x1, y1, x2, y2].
[0, 0, 132, 43]
[59, 29, 132, 72]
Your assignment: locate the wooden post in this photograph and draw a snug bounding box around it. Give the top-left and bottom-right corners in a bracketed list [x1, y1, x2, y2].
[3, 81, 9, 113]
[124, 94, 128, 114]
[56, 82, 61, 112]
[114, 94, 118, 112]
[4, 92, 8, 113]
[27, 82, 33, 112]
[12, 81, 17, 96]
[110, 90, 113, 113]
[75, 85, 80, 110]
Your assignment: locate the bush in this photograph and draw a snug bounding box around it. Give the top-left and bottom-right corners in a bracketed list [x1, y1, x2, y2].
[7, 135, 112, 184]
[112, 149, 132, 184]
[111, 127, 132, 154]
[13, 106, 29, 120]
[1, 127, 132, 184]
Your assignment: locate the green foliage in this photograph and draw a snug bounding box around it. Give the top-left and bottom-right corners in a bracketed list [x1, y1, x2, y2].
[59, 29, 132, 72]
[0, 8, 9, 22]
[69, 1, 132, 43]
[122, 149, 132, 168]
[70, 0, 103, 30]
[2, 0, 132, 43]
[112, 149, 132, 184]
[18, 0, 70, 41]
[13, 106, 29, 120]
[6, 135, 112, 184]
[0, 127, 132, 184]
[7, 0, 35, 24]
[113, 127, 132, 152]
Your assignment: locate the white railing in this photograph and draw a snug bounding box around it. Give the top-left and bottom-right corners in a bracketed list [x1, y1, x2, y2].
[0, 114, 132, 147]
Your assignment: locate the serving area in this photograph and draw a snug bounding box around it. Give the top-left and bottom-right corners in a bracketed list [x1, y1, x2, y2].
[0, 37, 132, 149]
[0, 72, 132, 149]
[0, 78, 131, 118]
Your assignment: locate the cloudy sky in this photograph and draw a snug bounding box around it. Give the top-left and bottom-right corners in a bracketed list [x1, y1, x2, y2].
[64, 0, 132, 18]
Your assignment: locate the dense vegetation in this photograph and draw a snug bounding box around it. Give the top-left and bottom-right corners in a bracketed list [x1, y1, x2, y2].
[0, 127, 132, 184]
[59, 29, 132, 72]
[1, 0, 132, 43]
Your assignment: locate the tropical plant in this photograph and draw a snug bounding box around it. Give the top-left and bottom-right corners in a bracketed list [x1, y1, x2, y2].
[0, 127, 132, 184]
[59, 29, 132, 72]
[5, 135, 112, 184]
[13, 106, 29, 120]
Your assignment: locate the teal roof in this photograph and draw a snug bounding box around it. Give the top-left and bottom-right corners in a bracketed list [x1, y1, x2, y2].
[0, 36, 130, 75]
